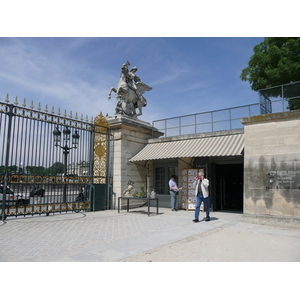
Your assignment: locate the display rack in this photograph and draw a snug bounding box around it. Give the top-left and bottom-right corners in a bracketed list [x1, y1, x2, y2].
[181, 168, 204, 210]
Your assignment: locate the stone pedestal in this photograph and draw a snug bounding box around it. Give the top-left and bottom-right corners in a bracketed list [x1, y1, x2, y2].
[107, 115, 164, 208]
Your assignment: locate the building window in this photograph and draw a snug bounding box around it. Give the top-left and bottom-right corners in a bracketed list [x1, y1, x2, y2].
[155, 167, 166, 194]
[154, 164, 178, 194]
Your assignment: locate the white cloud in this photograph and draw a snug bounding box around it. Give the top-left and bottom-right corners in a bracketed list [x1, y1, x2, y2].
[0, 38, 116, 119]
[0, 37, 264, 125]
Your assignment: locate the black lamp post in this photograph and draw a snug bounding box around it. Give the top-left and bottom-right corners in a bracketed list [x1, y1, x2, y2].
[53, 126, 80, 203]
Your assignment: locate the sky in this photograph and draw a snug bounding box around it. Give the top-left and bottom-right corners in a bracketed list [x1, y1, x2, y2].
[0, 37, 265, 124]
[1, 2, 297, 126]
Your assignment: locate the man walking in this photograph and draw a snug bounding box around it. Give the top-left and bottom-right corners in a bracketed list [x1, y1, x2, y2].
[192, 172, 210, 222]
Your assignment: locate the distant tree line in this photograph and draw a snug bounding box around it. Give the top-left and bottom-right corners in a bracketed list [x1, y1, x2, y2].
[0, 162, 64, 176]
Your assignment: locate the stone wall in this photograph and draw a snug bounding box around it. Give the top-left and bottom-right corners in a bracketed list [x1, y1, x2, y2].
[241, 110, 300, 220]
[107, 115, 163, 207]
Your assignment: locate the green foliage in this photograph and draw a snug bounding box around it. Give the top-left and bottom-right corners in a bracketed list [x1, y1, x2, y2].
[288, 97, 300, 110]
[1, 162, 64, 176]
[26, 166, 46, 175]
[241, 37, 300, 110]
[48, 162, 64, 175]
[241, 37, 300, 91]
[133, 184, 146, 197]
[0, 165, 18, 174]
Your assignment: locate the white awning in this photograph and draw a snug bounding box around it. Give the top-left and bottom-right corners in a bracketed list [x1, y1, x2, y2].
[129, 133, 244, 162]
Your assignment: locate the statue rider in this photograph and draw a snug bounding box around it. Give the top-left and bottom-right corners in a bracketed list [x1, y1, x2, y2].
[108, 61, 152, 117]
[126, 66, 144, 102]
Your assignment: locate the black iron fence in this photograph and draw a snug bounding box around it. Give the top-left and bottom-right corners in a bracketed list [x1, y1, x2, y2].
[0, 96, 110, 219]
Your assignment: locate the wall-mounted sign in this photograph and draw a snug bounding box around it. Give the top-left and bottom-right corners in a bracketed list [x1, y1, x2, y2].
[267, 170, 298, 189]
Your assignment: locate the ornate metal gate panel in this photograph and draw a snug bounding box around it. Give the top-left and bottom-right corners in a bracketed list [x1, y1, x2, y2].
[0, 95, 110, 219]
[91, 112, 112, 211]
[93, 113, 110, 184]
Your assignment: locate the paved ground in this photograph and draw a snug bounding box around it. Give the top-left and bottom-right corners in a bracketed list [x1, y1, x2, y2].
[0, 207, 299, 262]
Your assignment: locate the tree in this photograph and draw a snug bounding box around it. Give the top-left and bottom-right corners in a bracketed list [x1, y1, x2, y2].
[240, 37, 300, 110]
[48, 162, 64, 175]
[26, 166, 46, 175]
[26, 163, 64, 176]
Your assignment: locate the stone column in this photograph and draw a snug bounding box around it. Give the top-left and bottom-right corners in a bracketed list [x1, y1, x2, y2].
[107, 115, 163, 208]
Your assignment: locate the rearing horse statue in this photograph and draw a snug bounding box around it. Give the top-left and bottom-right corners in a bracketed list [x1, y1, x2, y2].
[108, 61, 152, 118]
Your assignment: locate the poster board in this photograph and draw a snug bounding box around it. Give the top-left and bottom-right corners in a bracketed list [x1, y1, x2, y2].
[181, 168, 205, 210]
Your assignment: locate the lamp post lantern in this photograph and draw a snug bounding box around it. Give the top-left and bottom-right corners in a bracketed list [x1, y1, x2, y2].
[53, 125, 80, 204]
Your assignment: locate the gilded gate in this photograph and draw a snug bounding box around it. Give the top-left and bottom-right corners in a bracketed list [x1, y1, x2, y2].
[0, 95, 111, 220]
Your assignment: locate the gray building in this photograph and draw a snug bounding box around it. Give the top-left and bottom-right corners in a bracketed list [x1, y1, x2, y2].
[108, 107, 300, 224]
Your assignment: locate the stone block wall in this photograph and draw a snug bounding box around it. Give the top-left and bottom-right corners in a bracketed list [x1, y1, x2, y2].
[241, 111, 300, 220]
[107, 115, 163, 207]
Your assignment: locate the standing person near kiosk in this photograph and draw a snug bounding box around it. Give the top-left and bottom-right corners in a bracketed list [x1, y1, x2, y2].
[193, 172, 210, 222]
[169, 174, 179, 211]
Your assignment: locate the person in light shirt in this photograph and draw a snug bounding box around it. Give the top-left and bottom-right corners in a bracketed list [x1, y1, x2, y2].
[169, 174, 179, 211]
[192, 172, 210, 222]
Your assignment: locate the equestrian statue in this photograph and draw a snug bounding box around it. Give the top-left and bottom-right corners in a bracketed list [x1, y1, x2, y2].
[108, 61, 152, 118]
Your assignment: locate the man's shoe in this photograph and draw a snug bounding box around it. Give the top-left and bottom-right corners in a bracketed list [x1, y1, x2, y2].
[205, 217, 210, 222]
[193, 219, 199, 223]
